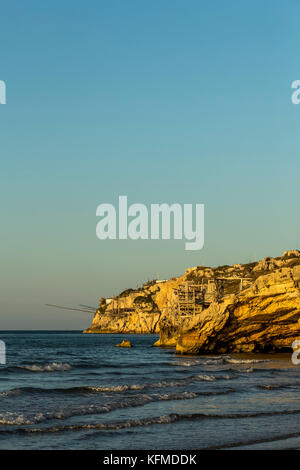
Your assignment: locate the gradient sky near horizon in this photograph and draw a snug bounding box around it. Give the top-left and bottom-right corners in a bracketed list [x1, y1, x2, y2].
[1, 0, 300, 329]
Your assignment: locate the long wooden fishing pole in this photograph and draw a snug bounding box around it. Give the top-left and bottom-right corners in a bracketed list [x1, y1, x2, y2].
[45, 304, 95, 314]
[79, 304, 97, 310]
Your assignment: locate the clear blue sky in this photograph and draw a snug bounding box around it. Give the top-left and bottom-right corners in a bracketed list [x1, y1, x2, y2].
[1, 0, 300, 329]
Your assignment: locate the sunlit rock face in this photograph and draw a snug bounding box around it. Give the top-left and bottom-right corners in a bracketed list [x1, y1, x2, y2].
[164, 257, 300, 355]
[84, 277, 183, 334]
[85, 251, 300, 355]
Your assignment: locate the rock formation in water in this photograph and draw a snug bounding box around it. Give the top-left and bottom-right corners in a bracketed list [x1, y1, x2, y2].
[116, 339, 133, 348]
[84, 250, 300, 355]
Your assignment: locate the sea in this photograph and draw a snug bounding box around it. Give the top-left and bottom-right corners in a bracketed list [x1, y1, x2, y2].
[1, 331, 300, 450]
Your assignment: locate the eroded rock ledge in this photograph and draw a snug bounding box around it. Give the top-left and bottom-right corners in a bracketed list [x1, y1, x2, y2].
[84, 250, 300, 354]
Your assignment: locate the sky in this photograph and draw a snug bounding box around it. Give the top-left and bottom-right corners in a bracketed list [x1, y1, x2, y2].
[1, 0, 300, 329]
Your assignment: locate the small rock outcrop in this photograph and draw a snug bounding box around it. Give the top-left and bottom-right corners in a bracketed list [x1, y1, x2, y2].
[116, 339, 133, 348]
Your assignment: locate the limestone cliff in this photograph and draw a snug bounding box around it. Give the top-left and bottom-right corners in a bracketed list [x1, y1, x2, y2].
[84, 310, 161, 334]
[84, 277, 184, 334]
[155, 250, 300, 353]
[84, 250, 300, 355]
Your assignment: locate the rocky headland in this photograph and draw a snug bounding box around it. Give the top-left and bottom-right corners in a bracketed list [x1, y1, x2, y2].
[84, 250, 300, 354]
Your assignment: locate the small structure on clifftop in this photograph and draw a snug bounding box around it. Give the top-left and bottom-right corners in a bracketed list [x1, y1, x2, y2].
[172, 277, 252, 317]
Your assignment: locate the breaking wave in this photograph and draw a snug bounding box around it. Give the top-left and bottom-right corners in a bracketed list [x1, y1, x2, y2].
[0, 374, 222, 399]
[1, 363, 72, 373]
[0, 389, 234, 426]
[21, 363, 72, 372]
[88, 374, 218, 392]
[172, 355, 270, 367]
[203, 356, 269, 366]
[2, 408, 300, 434]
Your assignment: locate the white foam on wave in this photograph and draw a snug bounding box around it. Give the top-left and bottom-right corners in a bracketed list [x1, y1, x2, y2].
[0, 412, 32, 425]
[220, 374, 235, 380]
[172, 359, 203, 367]
[89, 374, 217, 393]
[196, 374, 217, 382]
[226, 358, 266, 365]
[22, 363, 72, 372]
[6, 407, 300, 435]
[204, 356, 268, 366]
[173, 355, 269, 367]
[0, 391, 199, 425]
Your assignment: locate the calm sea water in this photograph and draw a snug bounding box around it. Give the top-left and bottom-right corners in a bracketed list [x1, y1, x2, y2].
[1, 331, 300, 450]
